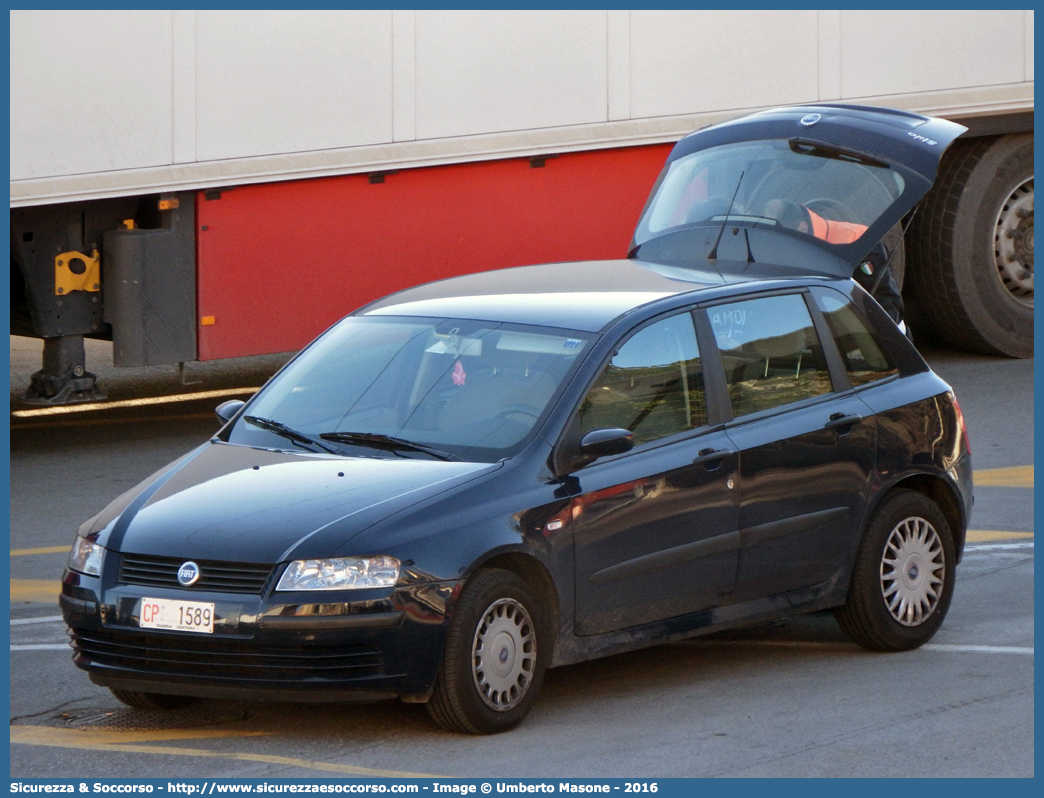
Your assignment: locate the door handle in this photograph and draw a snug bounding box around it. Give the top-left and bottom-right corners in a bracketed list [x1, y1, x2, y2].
[825, 413, 862, 433]
[693, 447, 735, 468]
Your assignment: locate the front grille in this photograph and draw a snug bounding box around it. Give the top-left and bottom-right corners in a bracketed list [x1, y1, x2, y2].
[70, 627, 384, 682]
[119, 554, 273, 594]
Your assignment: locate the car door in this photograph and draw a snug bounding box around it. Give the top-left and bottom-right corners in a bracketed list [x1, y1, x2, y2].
[703, 291, 876, 604]
[568, 311, 740, 636]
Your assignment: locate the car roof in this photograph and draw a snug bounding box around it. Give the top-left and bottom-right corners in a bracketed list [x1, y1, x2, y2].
[359, 258, 828, 332]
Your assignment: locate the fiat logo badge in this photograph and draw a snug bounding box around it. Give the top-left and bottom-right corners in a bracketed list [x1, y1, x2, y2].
[799, 113, 822, 127]
[177, 561, 201, 586]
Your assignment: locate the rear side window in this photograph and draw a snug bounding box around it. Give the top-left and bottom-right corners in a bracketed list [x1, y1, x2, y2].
[708, 293, 832, 417]
[812, 287, 898, 387]
[579, 312, 707, 446]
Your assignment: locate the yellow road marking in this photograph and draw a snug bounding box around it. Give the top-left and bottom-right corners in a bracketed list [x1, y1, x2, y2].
[966, 530, 1034, 542]
[974, 465, 1033, 488]
[11, 545, 68, 556]
[11, 726, 444, 778]
[11, 579, 60, 603]
[11, 387, 259, 418]
[12, 413, 215, 431]
[11, 727, 270, 745]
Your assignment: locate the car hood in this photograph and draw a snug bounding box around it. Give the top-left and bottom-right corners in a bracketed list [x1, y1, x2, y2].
[92, 441, 498, 563]
[631, 104, 968, 276]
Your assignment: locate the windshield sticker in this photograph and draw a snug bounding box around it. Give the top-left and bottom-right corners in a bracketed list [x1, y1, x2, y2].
[452, 360, 467, 386]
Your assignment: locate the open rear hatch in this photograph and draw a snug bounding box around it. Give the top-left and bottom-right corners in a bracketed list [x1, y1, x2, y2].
[630, 104, 968, 279]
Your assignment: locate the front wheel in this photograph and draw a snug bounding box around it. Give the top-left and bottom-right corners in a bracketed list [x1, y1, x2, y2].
[427, 569, 549, 734]
[835, 490, 956, 651]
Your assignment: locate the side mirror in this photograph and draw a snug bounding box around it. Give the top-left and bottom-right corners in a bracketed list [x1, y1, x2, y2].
[579, 428, 634, 459]
[215, 399, 246, 424]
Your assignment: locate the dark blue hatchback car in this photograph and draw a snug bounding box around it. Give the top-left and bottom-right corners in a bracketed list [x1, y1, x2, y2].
[62, 105, 974, 734]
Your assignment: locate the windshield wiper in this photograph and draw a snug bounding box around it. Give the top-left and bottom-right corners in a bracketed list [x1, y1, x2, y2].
[319, 431, 460, 462]
[789, 138, 888, 169]
[244, 416, 338, 454]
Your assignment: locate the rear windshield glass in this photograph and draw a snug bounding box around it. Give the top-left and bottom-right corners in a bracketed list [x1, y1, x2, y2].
[227, 316, 590, 463]
[634, 139, 906, 249]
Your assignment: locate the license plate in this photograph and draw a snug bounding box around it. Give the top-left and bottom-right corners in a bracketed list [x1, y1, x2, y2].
[139, 598, 215, 633]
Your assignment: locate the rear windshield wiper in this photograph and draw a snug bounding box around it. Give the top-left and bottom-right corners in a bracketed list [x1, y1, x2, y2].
[319, 431, 460, 462]
[789, 138, 889, 169]
[244, 416, 338, 454]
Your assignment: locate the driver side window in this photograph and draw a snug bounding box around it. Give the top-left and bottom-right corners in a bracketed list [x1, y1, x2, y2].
[579, 313, 706, 447]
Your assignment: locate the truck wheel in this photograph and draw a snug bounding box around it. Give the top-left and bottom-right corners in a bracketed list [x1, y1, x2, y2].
[427, 569, 548, 734]
[908, 134, 1033, 357]
[835, 490, 955, 652]
[110, 688, 194, 710]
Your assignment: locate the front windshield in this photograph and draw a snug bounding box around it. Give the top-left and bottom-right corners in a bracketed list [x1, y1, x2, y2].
[227, 316, 590, 463]
[633, 139, 906, 249]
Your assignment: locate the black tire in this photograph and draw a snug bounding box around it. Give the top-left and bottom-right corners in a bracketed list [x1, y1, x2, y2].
[907, 134, 1033, 357]
[109, 688, 195, 711]
[427, 568, 549, 734]
[835, 490, 956, 652]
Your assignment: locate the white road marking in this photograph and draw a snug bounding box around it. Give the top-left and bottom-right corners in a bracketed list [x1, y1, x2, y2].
[682, 639, 1033, 655]
[11, 644, 69, 651]
[923, 644, 1033, 655]
[10, 615, 64, 626]
[965, 541, 1034, 551]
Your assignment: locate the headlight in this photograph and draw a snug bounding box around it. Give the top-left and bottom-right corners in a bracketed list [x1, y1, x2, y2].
[275, 556, 400, 591]
[68, 536, 105, 576]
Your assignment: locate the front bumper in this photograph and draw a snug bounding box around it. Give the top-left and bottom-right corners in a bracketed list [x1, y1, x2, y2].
[61, 570, 457, 702]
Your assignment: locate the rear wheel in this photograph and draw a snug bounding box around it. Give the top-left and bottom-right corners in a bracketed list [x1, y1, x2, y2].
[835, 490, 956, 651]
[427, 569, 549, 734]
[908, 134, 1033, 357]
[109, 688, 195, 711]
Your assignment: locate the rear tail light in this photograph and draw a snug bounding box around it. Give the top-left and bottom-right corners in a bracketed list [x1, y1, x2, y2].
[951, 392, 971, 454]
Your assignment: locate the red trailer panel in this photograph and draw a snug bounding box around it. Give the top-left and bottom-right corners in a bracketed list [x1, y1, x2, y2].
[195, 144, 671, 360]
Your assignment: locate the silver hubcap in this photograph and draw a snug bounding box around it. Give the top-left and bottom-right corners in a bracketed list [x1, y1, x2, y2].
[880, 516, 946, 627]
[471, 598, 536, 711]
[994, 177, 1033, 306]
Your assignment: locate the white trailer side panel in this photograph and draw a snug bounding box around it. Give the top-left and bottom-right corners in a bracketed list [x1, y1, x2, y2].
[195, 11, 393, 161]
[838, 10, 1028, 98]
[10, 10, 1034, 206]
[11, 10, 174, 179]
[627, 10, 822, 118]
[414, 10, 609, 139]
